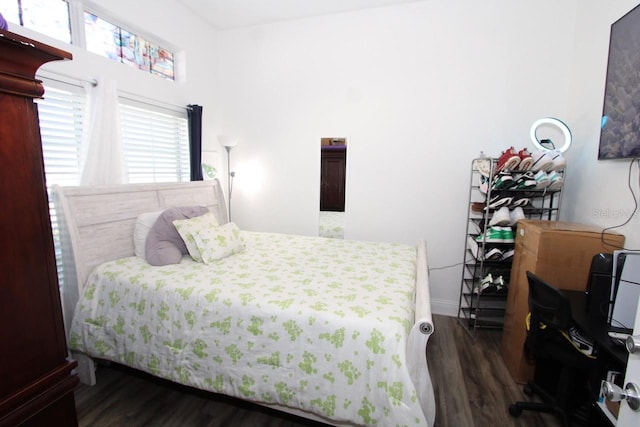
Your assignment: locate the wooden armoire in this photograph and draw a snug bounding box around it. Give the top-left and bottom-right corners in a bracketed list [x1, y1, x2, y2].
[0, 30, 78, 425]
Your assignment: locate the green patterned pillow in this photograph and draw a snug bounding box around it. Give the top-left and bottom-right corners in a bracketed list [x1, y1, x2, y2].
[194, 222, 245, 264]
[173, 212, 219, 262]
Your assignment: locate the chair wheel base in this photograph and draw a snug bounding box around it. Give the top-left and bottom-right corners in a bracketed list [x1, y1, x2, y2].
[509, 404, 523, 417]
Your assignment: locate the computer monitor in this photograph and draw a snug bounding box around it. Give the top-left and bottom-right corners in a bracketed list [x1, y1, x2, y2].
[608, 250, 640, 333]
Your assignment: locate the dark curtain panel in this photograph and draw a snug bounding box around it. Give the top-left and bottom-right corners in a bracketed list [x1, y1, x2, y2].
[187, 104, 203, 181]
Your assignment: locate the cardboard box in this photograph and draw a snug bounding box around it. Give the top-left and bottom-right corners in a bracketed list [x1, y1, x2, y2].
[501, 220, 624, 384]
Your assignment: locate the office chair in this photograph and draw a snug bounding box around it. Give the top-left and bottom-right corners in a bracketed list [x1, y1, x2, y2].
[508, 271, 597, 426]
[585, 253, 614, 323]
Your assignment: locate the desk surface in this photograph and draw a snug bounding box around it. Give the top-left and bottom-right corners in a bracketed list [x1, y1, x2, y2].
[565, 290, 628, 366]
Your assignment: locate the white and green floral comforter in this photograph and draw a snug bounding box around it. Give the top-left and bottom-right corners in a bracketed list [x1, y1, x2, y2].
[68, 231, 429, 426]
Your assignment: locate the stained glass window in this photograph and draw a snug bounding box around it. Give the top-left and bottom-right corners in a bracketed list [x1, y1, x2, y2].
[0, 0, 71, 43]
[84, 12, 119, 61]
[83, 11, 174, 81]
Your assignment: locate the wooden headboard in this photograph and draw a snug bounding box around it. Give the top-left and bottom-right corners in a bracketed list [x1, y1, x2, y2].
[52, 179, 228, 333]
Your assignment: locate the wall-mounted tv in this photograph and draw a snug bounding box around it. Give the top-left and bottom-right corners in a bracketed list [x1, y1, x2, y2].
[598, 3, 640, 160]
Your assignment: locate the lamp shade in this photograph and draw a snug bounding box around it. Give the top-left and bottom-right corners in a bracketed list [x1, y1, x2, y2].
[217, 134, 237, 148]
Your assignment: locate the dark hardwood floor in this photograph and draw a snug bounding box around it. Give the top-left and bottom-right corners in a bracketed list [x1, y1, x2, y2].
[74, 315, 563, 427]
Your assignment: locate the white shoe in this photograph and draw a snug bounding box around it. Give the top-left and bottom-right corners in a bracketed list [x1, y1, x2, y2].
[534, 170, 551, 189]
[530, 150, 553, 172]
[547, 149, 566, 171]
[509, 207, 525, 225]
[547, 171, 563, 190]
[489, 206, 511, 226]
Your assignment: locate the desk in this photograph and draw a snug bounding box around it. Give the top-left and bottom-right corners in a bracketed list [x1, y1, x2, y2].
[565, 290, 628, 426]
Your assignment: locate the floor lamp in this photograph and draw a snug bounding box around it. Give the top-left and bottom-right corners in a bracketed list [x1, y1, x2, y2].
[218, 135, 236, 221]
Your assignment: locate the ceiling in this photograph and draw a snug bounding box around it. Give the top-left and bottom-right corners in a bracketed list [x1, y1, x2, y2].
[177, 0, 423, 29]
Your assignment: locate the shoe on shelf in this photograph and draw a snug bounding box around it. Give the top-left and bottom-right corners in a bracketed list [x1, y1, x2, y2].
[530, 150, 554, 172]
[484, 247, 504, 260]
[498, 226, 515, 243]
[533, 170, 551, 189]
[512, 172, 537, 190]
[471, 202, 486, 214]
[501, 248, 515, 260]
[489, 206, 511, 226]
[547, 171, 564, 190]
[517, 148, 533, 171]
[509, 207, 525, 225]
[511, 197, 530, 207]
[488, 194, 513, 209]
[474, 273, 495, 294]
[496, 147, 521, 171]
[476, 226, 506, 243]
[479, 175, 490, 194]
[494, 275, 508, 293]
[491, 171, 514, 190]
[547, 149, 567, 172]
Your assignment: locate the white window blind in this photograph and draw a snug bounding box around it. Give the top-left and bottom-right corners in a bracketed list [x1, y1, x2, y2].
[36, 85, 85, 292]
[120, 102, 190, 183]
[36, 86, 85, 187]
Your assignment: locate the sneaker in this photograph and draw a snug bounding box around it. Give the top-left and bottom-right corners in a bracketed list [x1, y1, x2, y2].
[489, 206, 511, 226]
[476, 226, 506, 243]
[494, 275, 508, 293]
[491, 171, 514, 190]
[530, 150, 554, 172]
[547, 171, 563, 190]
[488, 194, 513, 209]
[484, 247, 504, 260]
[512, 172, 537, 190]
[474, 273, 494, 294]
[517, 148, 533, 170]
[509, 207, 525, 225]
[496, 147, 521, 171]
[533, 170, 551, 189]
[511, 197, 530, 207]
[498, 226, 515, 243]
[501, 248, 515, 260]
[479, 175, 490, 194]
[471, 202, 486, 213]
[547, 149, 566, 172]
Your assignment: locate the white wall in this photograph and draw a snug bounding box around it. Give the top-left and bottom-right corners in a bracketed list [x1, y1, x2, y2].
[215, 0, 582, 315]
[564, 0, 640, 250]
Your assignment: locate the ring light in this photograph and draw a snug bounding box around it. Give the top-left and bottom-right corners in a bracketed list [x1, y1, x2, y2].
[529, 117, 572, 152]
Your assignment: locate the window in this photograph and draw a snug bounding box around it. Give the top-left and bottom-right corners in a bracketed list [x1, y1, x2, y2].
[0, 0, 71, 43]
[37, 85, 190, 185]
[120, 102, 190, 183]
[84, 11, 175, 80]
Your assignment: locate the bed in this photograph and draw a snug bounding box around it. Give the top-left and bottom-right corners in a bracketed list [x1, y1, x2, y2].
[53, 179, 436, 427]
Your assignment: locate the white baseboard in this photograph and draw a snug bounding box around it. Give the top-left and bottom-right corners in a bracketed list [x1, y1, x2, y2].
[430, 298, 458, 317]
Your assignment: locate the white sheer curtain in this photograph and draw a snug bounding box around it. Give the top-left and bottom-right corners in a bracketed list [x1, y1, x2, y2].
[80, 77, 125, 185]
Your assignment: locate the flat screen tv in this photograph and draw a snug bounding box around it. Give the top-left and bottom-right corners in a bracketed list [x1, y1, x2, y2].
[598, 3, 640, 160]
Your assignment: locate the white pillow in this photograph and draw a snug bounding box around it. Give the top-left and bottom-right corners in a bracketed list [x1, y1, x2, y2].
[173, 212, 219, 262]
[195, 222, 245, 264]
[133, 210, 163, 258]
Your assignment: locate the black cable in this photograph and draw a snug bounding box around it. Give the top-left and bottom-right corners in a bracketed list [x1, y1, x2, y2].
[429, 262, 463, 272]
[600, 157, 640, 251]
